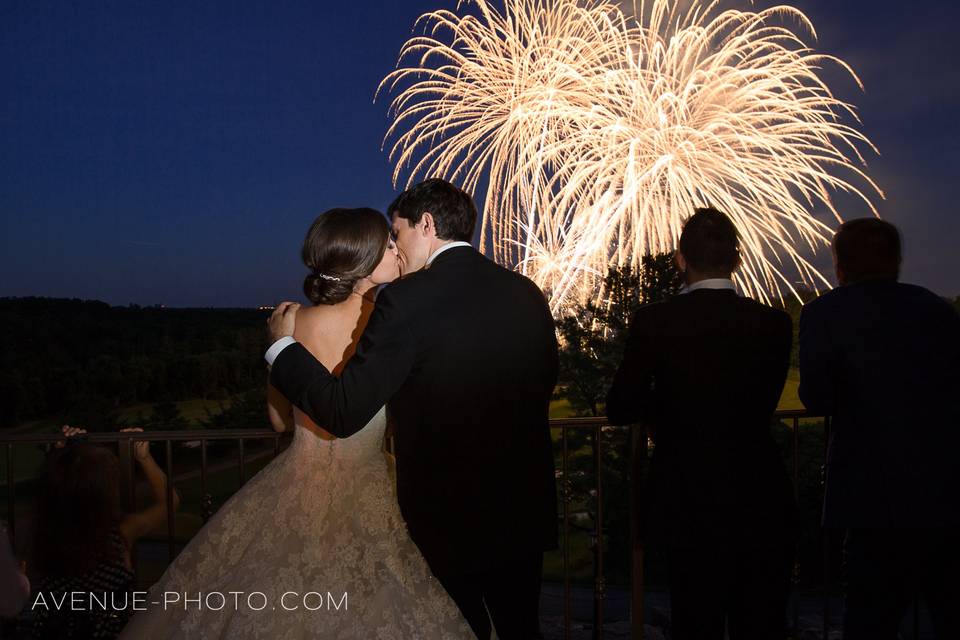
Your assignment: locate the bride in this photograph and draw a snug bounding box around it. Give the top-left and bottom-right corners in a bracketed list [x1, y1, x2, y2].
[120, 208, 473, 639]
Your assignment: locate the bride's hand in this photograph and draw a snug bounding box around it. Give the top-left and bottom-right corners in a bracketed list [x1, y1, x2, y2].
[268, 302, 300, 343]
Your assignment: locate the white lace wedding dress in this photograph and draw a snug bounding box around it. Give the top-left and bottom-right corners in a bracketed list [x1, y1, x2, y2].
[119, 407, 473, 639]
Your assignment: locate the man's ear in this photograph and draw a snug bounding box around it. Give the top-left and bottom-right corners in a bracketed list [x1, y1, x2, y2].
[420, 212, 436, 238]
[674, 251, 687, 273]
[835, 265, 847, 287]
[831, 245, 846, 286]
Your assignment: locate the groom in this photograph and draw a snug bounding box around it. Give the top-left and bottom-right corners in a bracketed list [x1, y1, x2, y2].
[266, 178, 559, 639]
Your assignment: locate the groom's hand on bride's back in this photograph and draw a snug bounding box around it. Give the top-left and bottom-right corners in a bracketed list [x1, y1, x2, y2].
[268, 301, 300, 343]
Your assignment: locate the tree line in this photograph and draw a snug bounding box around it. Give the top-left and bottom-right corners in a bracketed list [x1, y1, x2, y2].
[0, 298, 270, 429]
[2, 285, 956, 432]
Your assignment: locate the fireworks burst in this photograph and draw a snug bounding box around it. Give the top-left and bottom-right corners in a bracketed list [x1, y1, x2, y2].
[379, 0, 882, 313]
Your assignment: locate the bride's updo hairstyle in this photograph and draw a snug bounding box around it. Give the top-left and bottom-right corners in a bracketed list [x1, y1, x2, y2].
[302, 207, 389, 305]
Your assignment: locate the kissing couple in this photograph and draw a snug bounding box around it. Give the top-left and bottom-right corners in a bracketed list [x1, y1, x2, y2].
[119, 179, 560, 640]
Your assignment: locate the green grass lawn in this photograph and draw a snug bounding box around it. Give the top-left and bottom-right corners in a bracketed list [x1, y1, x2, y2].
[117, 398, 225, 426]
[549, 397, 574, 418]
[778, 368, 804, 411]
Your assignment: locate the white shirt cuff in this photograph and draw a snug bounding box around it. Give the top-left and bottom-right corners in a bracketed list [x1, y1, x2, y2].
[265, 336, 297, 367]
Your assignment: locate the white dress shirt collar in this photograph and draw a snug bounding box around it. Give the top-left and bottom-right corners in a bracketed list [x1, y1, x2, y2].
[680, 278, 738, 295]
[425, 241, 473, 268]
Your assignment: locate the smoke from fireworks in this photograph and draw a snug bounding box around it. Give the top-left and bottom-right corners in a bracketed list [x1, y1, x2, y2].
[379, 0, 882, 313]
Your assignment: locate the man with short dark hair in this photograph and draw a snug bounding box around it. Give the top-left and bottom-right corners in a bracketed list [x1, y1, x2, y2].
[607, 207, 797, 640]
[799, 218, 960, 639]
[830, 217, 902, 284]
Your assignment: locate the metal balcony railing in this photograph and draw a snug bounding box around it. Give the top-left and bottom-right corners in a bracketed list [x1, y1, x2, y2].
[0, 411, 925, 639]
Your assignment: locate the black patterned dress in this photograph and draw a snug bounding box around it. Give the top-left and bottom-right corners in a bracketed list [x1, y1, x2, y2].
[30, 528, 135, 640]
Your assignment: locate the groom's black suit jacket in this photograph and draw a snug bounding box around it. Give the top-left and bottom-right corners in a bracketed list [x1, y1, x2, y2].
[606, 288, 797, 543]
[270, 246, 559, 575]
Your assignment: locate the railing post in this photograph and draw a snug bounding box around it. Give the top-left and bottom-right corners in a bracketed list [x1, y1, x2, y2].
[117, 435, 136, 516]
[562, 425, 571, 640]
[822, 416, 832, 640]
[165, 440, 176, 563]
[792, 416, 801, 637]
[201, 439, 212, 523]
[593, 424, 605, 640]
[238, 438, 246, 485]
[117, 434, 138, 580]
[630, 425, 647, 640]
[6, 444, 15, 550]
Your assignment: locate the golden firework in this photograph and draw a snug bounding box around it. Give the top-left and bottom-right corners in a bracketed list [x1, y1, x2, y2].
[380, 0, 882, 313]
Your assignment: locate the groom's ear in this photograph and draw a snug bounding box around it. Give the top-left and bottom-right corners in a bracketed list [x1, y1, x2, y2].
[420, 211, 436, 238]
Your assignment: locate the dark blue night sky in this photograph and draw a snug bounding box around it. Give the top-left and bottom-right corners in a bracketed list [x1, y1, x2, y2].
[2, 0, 957, 307]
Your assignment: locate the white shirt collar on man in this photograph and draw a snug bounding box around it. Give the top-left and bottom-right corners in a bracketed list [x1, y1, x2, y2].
[680, 278, 738, 295]
[425, 241, 473, 268]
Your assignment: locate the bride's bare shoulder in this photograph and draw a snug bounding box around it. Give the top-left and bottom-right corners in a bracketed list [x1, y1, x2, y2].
[293, 304, 333, 331]
[292, 305, 333, 349]
[292, 305, 354, 369]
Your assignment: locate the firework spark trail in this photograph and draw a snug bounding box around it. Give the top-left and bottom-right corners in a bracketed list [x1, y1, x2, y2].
[379, 0, 882, 314]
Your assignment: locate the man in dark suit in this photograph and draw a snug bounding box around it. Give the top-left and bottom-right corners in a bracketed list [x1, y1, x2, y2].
[607, 208, 797, 640]
[799, 218, 959, 639]
[266, 179, 559, 639]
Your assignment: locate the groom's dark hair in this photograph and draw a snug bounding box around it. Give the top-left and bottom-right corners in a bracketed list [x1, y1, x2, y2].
[388, 178, 477, 242]
[833, 218, 901, 284]
[679, 207, 741, 276]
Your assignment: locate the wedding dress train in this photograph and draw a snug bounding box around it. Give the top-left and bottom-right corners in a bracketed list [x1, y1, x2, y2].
[119, 407, 473, 639]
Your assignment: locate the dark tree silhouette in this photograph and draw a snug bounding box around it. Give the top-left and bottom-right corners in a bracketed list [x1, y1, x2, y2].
[556, 254, 682, 417]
